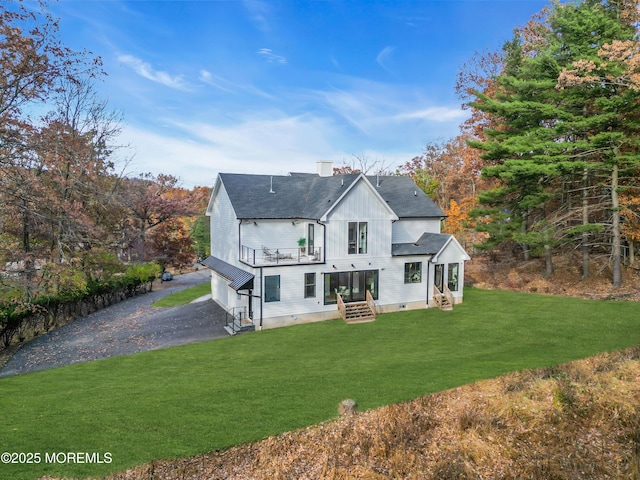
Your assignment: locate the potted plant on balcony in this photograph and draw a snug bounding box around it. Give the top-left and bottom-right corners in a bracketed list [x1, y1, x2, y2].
[297, 237, 306, 255]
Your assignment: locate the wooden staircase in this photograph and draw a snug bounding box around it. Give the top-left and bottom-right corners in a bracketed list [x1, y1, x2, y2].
[433, 284, 453, 311]
[338, 291, 377, 323]
[344, 302, 376, 323]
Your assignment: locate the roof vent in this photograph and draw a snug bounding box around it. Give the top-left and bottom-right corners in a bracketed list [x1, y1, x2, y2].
[269, 176, 275, 194]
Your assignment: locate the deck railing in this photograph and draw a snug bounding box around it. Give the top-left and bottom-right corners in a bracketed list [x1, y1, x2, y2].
[433, 284, 454, 308]
[443, 284, 454, 306]
[366, 290, 377, 317]
[240, 245, 322, 266]
[224, 306, 251, 334]
[336, 293, 346, 320]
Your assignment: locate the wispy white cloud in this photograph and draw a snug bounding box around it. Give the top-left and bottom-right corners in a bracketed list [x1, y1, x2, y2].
[315, 79, 468, 141]
[120, 121, 420, 189]
[242, 0, 272, 32]
[118, 54, 189, 90]
[198, 70, 236, 93]
[199, 69, 275, 99]
[119, 114, 342, 187]
[396, 107, 468, 122]
[117, 77, 467, 189]
[257, 48, 287, 64]
[376, 46, 395, 73]
[329, 54, 341, 70]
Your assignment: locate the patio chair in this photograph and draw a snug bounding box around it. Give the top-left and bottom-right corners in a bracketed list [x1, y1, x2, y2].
[262, 246, 276, 262]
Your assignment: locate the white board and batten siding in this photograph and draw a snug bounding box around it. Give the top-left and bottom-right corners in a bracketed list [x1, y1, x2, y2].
[392, 218, 441, 244]
[377, 255, 433, 311]
[207, 183, 257, 314]
[208, 184, 239, 265]
[257, 255, 439, 327]
[324, 179, 395, 260]
[240, 219, 323, 257]
[258, 264, 333, 327]
[257, 180, 434, 327]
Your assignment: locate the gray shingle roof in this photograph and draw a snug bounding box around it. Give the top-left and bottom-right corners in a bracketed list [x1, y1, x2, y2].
[219, 173, 444, 220]
[391, 232, 452, 256]
[201, 256, 254, 290]
[365, 175, 445, 218]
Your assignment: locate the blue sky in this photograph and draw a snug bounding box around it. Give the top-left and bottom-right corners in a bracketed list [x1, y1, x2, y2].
[49, 0, 549, 188]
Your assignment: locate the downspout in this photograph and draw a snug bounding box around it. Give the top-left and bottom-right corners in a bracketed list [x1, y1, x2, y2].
[238, 219, 242, 261]
[426, 262, 430, 307]
[259, 267, 263, 330]
[317, 220, 326, 263]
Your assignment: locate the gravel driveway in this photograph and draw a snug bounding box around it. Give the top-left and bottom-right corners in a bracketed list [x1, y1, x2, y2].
[0, 270, 230, 378]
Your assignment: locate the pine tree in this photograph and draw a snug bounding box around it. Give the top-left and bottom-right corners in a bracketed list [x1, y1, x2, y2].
[468, 0, 640, 286]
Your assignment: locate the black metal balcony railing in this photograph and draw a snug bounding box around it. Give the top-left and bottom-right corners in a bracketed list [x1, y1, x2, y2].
[241, 245, 323, 266]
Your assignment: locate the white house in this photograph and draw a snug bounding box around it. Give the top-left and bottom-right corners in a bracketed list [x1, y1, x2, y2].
[203, 161, 470, 333]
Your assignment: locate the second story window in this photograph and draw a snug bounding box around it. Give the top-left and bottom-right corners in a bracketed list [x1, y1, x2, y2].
[348, 222, 367, 254]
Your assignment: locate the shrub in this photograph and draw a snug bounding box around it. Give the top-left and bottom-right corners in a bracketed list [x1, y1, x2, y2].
[0, 262, 162, 350]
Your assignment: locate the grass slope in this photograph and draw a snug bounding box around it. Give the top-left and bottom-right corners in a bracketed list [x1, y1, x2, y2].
[109, 346, 640, 479]
[151, 282, 211, 307]
[1, 288, 639, 479]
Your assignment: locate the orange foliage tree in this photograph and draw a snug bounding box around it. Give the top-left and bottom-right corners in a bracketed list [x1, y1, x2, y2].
[397, 135, 487, 210]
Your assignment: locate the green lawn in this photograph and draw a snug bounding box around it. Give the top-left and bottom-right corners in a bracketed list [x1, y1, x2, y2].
[151, 282, 211, 307]
[1, 288, 639, 479]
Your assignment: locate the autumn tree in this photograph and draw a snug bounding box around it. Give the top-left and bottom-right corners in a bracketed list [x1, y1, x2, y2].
[456, 48, 507, 142]
[333, 153, 392, 175]
[620, 187, 640, 264]
[36, 77, 123, 262]
[146, 218, 196, 270]
[0, 0, 212, 311]
[398, 135, 485, 210]
[0, 0, 107, 296]
[118, 173, 204, 264]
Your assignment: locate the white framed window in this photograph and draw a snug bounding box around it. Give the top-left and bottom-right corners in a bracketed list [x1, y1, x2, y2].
[434, 264, 444, 291]
[304, 273, 315, 298]
[448, 263, 459, 291]
[265, 275, 280, 302]
[348, 222, 367, 254]
[404, 262, 422, 283]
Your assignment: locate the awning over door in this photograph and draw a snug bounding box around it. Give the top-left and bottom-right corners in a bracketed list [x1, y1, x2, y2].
[391, 232, 451, 256]
[392, 232, 470, 262]
[201, 256, 254, 290]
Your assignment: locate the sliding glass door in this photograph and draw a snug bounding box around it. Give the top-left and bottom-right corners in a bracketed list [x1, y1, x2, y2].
[324, 270, 378, 304]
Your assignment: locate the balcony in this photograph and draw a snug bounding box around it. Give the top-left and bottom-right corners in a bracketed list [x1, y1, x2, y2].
[241, 245, 323, 266]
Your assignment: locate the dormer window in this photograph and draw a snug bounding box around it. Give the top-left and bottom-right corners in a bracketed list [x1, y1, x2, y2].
[348, 222, 367, 254]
